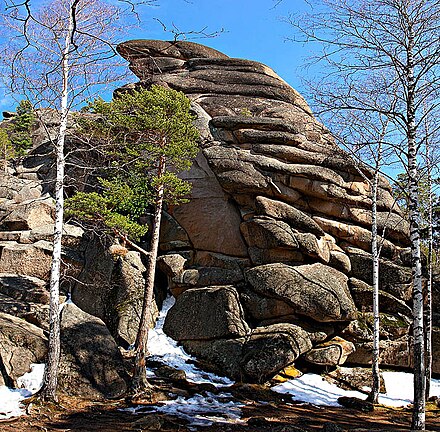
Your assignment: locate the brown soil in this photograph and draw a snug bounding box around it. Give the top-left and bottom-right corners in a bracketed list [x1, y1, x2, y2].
[1, 393, 439, 432]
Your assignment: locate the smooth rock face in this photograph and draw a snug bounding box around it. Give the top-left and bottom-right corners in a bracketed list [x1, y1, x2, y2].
[59, 303, 127, 399]
[163, 286, 250, 340]
[117, 39, 415, 378]
[0, 312, 47, 386]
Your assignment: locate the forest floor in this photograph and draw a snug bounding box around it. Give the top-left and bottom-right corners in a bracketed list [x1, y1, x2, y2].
[1, 386, 440, 432]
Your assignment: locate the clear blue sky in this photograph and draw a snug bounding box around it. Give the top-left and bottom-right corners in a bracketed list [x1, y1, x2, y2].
[0, 0, 314, 115]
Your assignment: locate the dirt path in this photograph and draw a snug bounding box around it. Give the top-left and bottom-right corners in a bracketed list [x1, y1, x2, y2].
[1, 395, 440, 432]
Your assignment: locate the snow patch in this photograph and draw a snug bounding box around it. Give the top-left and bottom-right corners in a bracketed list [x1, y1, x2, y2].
[0, 363, 45, 419]
[127, 296, 244, 426]
[272, 371, 440, 408]
[127, 392, 244, 428]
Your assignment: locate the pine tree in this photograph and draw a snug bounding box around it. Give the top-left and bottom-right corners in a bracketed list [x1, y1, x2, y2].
[68, 85, 199, 394]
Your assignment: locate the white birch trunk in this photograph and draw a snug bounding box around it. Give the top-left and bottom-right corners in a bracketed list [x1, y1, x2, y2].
[425, 139, 433, 399]
[368, 166, 380, 404]
[40, 1, 75, 401]
[407, 21, 426, 431]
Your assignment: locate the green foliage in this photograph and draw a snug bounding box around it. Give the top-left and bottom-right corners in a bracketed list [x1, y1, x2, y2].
[65, 178, 149, 241]
[9, 100, 35, 156]
[69, 85, 200, 243]
[82, 85, 199, 174]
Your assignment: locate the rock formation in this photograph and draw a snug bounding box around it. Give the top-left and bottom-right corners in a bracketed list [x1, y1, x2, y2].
[114, 40, 419, 380]
[0, 39, 437, 389]
[0, 129, 145, 395]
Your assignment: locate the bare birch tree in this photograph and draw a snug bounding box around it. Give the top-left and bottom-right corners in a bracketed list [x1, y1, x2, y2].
[288, 0, 440, 429]
[1, 0, 156, 402]
[325, 93, 398, 403]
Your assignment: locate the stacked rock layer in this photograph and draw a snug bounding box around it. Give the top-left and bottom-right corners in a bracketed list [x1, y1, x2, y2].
[116, 40, 422, 381]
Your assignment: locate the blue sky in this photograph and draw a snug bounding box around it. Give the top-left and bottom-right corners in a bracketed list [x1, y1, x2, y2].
[133, 0, 311, 90]
[0, 0, 314, 115]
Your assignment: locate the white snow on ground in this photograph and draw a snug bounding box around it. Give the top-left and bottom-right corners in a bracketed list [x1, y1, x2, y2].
[0, 363, 45, 419]
[132, 295, 244, 427]
[127, 392, 244, 428]
[147, 296, 233, 387]
[272, 371, 440, 408]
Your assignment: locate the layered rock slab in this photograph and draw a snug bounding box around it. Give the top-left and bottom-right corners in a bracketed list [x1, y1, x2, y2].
[117, 39, 416, 378]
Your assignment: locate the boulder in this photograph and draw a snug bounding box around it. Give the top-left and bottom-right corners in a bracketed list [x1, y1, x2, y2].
[347, 248, 412, 300]
[303, 337, 355, 366]
[0, 312, 47, 386]
[241, 323, 312, 382]
[240, 217, 299, 249]
[58, 303, 127, 399]
[0, 198, 54, 231]
[183, 338, 245, 380]
[163, 286, 250, 340]
[246, 263, 357, 322]
[117, 39, 229, 62]
[0, 241, 52, 280]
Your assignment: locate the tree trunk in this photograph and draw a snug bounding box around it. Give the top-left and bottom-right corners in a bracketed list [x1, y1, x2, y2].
[39, 0, 76, 402]
[368, 167, 380, 404]
[131, 154, 166, 394]
[407, 21, 425, 431]
[425, 138, 433, 400]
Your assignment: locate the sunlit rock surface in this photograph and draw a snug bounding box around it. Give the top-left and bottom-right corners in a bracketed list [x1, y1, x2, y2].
[116, 40, 417, 379]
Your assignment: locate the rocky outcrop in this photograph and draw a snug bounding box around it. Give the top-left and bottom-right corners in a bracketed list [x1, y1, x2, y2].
[0, 39, 426, 387]
[115, 40, 417, 379]
[0, 123, 157, 394]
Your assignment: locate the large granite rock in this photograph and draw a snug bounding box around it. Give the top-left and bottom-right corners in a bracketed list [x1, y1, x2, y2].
[0, 312, 47, 386]
[163, 286, 250, 340]
[58, 303, 128, 399]
[116, 39, 416, 380]
[245, 263, 357, 322]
